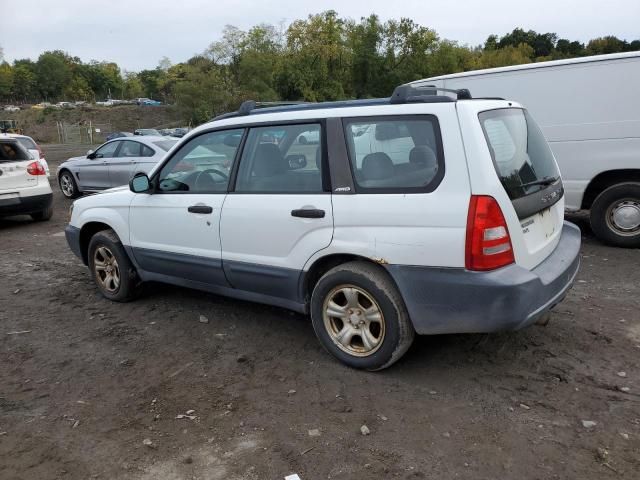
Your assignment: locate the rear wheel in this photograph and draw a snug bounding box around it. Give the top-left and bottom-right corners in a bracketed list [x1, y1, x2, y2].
[310, 261, 414, 370]
[59, 170, 80, 199]
[590, 183, 640, 248]
[31, 205, 53, 222]
[88, 229, 140, 302]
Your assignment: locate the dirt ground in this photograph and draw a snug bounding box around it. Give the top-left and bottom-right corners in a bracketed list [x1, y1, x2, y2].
[1, 145, 639, 480]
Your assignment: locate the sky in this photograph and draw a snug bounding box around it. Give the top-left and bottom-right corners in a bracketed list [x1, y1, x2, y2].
[1, 0, 639, 71]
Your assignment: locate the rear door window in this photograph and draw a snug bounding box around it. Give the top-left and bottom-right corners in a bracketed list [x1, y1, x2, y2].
[235, 123, 324, 193]
[479, 108, 560, 201]
[343, 116, 444, 193]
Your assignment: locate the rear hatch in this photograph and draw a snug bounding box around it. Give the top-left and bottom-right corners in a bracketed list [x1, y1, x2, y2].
[0, 141, 39, 191]
[478, 108, 564, 269]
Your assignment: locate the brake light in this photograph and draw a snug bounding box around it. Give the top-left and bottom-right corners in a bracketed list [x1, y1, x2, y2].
[27, 161, 47, 176]
[465, 195, 515, 271]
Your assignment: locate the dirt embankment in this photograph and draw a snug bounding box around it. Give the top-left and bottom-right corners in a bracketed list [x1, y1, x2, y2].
[3, 106, 183, 143]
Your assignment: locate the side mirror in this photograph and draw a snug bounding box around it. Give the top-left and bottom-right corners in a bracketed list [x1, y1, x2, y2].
[130, 173, 151, 193]
[86, 150, 95, 159]
[286, 154, 307, 170]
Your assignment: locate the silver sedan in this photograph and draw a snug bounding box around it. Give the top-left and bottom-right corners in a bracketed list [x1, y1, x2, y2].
[57, 136, 177, 198]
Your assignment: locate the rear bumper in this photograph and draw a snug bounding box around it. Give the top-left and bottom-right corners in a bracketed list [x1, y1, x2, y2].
[0, 192, 52, 217]
[385, 221, 582, 335]
[65, 225, 84, 262]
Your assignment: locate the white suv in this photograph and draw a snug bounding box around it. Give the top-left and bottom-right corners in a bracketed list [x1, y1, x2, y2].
[0, 138, 53, 221]
[65, 86, 581, 370]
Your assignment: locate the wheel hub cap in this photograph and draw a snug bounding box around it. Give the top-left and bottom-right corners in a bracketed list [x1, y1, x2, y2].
[93, 246, 120, 293]
[323, 285, 385, 357]
[611, 201, 640, 231]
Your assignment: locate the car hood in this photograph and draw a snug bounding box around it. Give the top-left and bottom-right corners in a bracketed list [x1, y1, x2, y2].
[100, 185, 130, 194]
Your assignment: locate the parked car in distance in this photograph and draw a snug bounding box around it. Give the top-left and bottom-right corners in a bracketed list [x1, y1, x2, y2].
[134, 128, 162, 136]
[169, 127, 189, 138]
[0, 138, 53, 221]
[106, 131, 134, 142]
[296, 129, 320, 144]
[65, 86, 581, 370]
[57, 136, 177, 198]
[0, 133, 50, 176]
[3, 105, 20, 112]
[420, 51, 640, 247]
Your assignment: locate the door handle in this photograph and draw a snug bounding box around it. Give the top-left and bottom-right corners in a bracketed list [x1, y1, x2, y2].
[291, 208, 325, 218]
[188, 205, 213, 214]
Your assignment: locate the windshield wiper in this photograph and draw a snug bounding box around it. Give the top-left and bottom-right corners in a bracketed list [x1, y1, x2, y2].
[521, 176, 559, 188]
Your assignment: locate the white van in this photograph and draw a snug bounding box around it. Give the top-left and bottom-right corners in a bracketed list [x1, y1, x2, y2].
[417, 51, 640, 247]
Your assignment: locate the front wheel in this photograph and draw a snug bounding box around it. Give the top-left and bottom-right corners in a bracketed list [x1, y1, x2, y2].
[590, 183, 640, 248]
[59, 171, 80, 199]
[310, 261, 415, 370]
[88, 229, 140, 302]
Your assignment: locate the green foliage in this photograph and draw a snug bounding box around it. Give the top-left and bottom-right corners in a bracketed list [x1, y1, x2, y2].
[0, 15, 638, 125]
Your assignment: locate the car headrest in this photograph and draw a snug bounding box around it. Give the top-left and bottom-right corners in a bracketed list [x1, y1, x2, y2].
[409, 145, 437, 169]
[362, 152, 394, 181]
[253, 143, 285, 177]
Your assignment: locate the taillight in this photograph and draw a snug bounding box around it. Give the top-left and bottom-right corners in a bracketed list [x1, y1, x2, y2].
[36, 144, 45, 159]
[465, 195, 515, 271]
[27, 161, 47, 176]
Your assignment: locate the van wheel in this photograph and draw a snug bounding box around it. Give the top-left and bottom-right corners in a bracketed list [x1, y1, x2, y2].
[88, 229, 140, 302]
[310, 261, 415, 370]
[590, 183, 640, 248]
[31, 205, 53, 221]
[59, 170, 80, 199]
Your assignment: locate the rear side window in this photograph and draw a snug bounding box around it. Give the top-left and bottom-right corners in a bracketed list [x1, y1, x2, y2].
[0, 141, 31, 162]
[343, 116, 444, 193]
[17, 137, 37, 150]
[118, 141, 142, 157]
[479, 109, 560, 200]
[235, 123, 324, 193]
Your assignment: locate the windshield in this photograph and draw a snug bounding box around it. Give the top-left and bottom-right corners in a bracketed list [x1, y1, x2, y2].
[479, 108, 560, 200]
[153, 140, 178, 151]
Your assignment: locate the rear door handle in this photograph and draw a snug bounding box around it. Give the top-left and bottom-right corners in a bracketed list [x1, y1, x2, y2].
[291, 208, 325, 218]
[188, 205, 213, 214]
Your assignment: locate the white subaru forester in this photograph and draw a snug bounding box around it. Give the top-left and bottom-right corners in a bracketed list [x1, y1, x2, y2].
[65, 85, 581, 370]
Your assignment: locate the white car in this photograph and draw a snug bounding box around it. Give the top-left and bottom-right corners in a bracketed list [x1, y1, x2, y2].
[65, 87, 581, 370]
[0, 133, 50, 176]
[3, 105, 20, 112]
[0, 138, 53, 221]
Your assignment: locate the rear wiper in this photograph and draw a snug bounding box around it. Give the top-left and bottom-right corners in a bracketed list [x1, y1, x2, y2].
[521, 176, 559, 188]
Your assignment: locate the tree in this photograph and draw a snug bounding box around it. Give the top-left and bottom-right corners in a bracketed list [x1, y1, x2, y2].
[35, 51, 72, 100]
[0, 62, 13, 100]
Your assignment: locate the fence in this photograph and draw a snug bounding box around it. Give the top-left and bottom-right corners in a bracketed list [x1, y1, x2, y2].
[56, 121, 113, 144]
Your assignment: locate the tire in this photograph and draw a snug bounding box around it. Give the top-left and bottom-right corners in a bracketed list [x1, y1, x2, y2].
[310, 261, 415, 370]
[298, 135, 307, 145]
[31, 205, 53, 222]
[59, 170, 80, 199]
[87, 229, 140, 302]
[590, 183, 640, 248]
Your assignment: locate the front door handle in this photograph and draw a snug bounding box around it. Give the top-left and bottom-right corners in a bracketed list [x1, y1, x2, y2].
[188, 205, 213, 214]
[291, 208, 325, 218]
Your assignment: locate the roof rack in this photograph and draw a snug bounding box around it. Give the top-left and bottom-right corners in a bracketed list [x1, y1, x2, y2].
[390, 84, 472, 104]
[208, 85, 481, 122]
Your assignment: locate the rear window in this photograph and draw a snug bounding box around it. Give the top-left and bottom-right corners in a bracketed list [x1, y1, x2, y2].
[479, 109, 559, 200]
[17, 137, 37, 150]
[0, 141, 31, 162]
[343, 116, 444, 193]
[153, 140, 178, 151]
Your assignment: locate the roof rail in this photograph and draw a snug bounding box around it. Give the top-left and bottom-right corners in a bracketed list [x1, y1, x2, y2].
[211, 100, 312, 121]
[390, 84, 472, 104]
